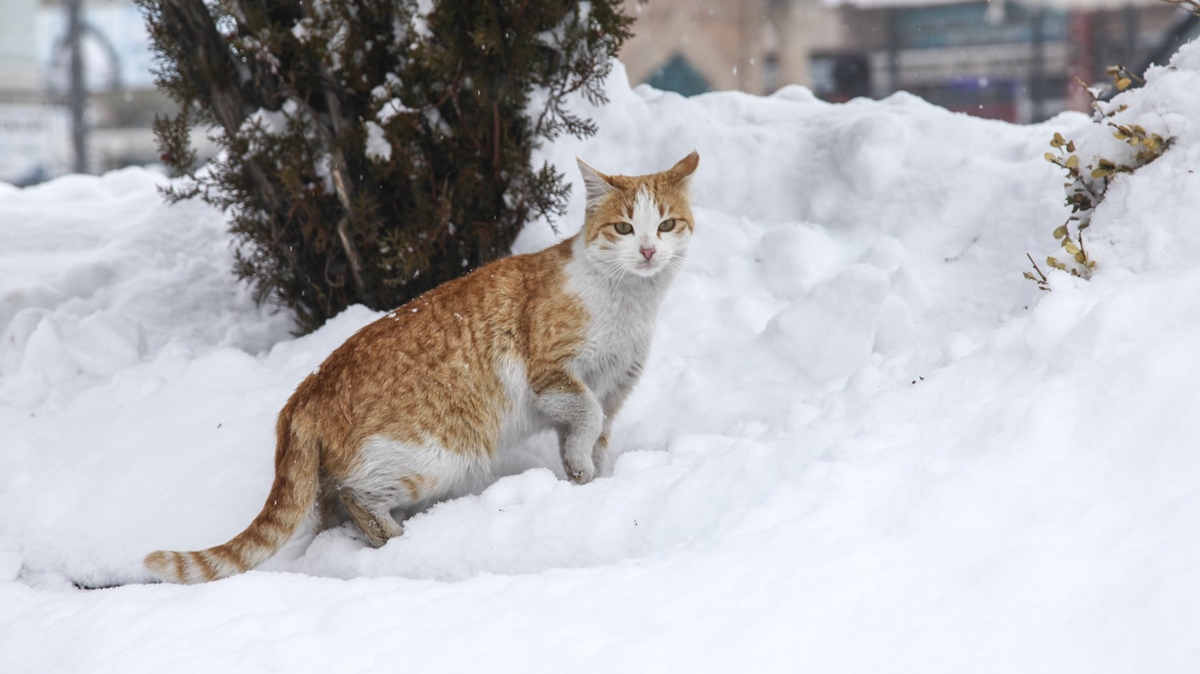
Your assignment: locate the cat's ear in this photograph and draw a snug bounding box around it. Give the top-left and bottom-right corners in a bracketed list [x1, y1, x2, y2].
[666, 151, 700, 182]
[577, 157, 615, 212]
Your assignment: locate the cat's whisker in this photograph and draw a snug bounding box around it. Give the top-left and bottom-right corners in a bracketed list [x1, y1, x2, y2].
[597, 258, 629, 285]
[665, 255, 688, 273]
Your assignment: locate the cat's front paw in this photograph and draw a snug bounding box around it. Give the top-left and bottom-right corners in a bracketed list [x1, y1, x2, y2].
[564, 455, 595, 485]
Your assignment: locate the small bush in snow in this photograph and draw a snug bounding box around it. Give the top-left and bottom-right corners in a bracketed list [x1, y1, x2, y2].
[139, 0, 632, 333]
[1029, 65, 1172, 288]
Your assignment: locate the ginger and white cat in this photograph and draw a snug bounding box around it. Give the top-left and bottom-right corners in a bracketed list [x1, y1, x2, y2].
[145, 151, 699, 583]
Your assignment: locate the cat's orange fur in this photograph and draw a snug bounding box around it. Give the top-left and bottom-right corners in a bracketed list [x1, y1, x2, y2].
[145, 151, 699, 583]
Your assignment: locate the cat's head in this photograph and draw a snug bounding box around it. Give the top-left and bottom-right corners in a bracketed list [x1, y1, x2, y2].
[577, 151, 699, 279]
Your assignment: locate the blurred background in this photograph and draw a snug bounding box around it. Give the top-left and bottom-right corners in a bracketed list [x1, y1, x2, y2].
[1, 0, 1197, 186]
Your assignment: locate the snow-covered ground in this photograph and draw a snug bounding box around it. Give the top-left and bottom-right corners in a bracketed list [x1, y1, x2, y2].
[3, 42, 1200, 671]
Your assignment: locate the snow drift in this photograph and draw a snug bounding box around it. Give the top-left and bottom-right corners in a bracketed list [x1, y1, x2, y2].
[3, 41, 1200, 672]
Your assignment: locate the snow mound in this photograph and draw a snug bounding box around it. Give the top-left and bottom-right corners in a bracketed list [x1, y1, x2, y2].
[3, 42, 1200, 672]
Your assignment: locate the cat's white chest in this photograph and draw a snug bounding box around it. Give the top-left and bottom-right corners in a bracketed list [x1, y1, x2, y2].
[564, 257, 669, 398]
[578, 305, 652, 394]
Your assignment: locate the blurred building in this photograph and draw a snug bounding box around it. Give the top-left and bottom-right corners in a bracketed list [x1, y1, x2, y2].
[0, 0, 183, 184]
[620, 0, 1200, 123]
[1, 0, 69, 184]
[2, 0, 1198, 183]
[619, 0, 825, 95]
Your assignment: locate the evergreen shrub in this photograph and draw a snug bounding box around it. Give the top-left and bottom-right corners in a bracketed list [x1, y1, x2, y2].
[138, 0, 633, 332]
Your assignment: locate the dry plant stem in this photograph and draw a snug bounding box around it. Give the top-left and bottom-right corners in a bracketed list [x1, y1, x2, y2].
[1026, 253, 1051, 291]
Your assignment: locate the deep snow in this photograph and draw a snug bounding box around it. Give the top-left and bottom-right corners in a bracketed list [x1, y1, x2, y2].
[3, 43, 1200, 672]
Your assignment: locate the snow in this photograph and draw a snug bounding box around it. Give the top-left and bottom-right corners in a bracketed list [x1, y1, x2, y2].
[410, 0, 435, 39]
[372, 73, 415, 127]
[376, 97, 417, 124]
[4, 40, 1200, 671]
[364, 120, 392, 161]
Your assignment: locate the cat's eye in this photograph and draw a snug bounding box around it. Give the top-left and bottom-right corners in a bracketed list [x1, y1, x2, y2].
[613, 222, 633, 235]
[658, 218, 676, 232]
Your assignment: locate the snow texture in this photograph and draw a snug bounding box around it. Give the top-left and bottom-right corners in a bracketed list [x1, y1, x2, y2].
[3, 42, 1200, 671]
[364, 120, 392, 162]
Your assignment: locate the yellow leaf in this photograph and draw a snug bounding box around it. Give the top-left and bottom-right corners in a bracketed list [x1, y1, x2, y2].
[1053, 225, 1069, 239]
[1074, 251, 1087, 263]
[1044, 152, 1057, 163]
[1116, 78, 1132, 90]
[1063, 241, 1081, 254]
[1065, 155, 1079, 169]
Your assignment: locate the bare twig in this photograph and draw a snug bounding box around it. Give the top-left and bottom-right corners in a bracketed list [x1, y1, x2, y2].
[1024, 253, 1051, 291]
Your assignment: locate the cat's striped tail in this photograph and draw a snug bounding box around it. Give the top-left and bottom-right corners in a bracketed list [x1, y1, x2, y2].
[144, 401, 318, 583]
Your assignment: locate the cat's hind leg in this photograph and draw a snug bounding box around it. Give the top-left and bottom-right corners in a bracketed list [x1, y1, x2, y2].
[315, 475, 346, 533]
[337, 435, 477, 546]
[339, 490, 404, 547]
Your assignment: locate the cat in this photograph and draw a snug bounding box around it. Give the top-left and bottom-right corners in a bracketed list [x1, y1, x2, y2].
[144, 151, 699, 583]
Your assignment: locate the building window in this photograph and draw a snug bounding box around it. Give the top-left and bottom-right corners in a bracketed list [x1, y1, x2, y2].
[810, 53, 871, 102]
[645, 53, 712, 97]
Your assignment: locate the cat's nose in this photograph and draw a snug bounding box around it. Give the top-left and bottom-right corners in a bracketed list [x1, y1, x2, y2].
[640, 246, 656, 261]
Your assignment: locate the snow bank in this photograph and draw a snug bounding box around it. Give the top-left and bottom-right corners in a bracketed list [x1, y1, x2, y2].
[3, 41, 1200, 672]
